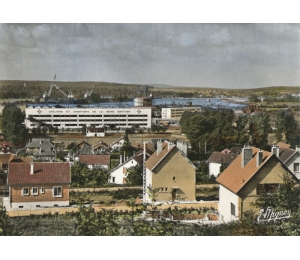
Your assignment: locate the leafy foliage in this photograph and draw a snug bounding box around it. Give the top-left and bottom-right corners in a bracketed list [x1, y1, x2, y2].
[126, 164, 143, 185]
[248, 113, 270, 150]
[0, 208, 18, 236]
[275, 109, 300, 147]
[0, 103, 27, 145]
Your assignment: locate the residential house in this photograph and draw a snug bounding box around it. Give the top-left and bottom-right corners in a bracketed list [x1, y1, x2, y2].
[271, 145, 300, 180]
[4, 162, 71, 209]
[109, 154, 144, 184]
[86, 127, 105, 137]
[25, 138, 56, 161]
[207, 147, 241, 177]
[216, 145, 298, 223]
[110, 137, 125, 151]
[79, 154, 110, 170]
[145, 141, 197, 203]
[93, 141, 111, 154]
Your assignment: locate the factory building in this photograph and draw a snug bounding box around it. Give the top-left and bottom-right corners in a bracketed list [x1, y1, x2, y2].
[161, 107, 202, 119]
[25, 105, 152, 130]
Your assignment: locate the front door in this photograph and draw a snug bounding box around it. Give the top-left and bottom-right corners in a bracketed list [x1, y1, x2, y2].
[172, 189, 176, 200]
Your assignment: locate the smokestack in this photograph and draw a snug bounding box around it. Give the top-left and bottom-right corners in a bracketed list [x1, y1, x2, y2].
[256, 150, 263, 167]
[271, 145, 280, 157]
[182, 142, 187, 155]
[120, 154, 123, 165]
[30, 162, 34, 174]
[242, 145, 252, 168]
[296, 145, 300, 152]
[177, 141, 182, 151]
[157, 140, 162, 155]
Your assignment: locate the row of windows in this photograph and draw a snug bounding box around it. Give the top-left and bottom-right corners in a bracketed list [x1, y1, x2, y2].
[22, 187, 62, 197]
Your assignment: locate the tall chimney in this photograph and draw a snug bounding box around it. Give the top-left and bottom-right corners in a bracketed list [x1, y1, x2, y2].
[168, 142, 173, 150]
[242, 145, 252, 168]
[296, 145, 300, 152]
[256, 150, 263, 167]
[182, 142, 187, 155]
[177, 141, 182, 151]
[30, 162, 34, 174]
[271, 145, 280, 157]
[157, 140, 162, 155]
[120, 154, 123, 165]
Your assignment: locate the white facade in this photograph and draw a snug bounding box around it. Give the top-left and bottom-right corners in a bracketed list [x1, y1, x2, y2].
[284, 152, 300, 180]
[161, 107, 201, 119]
[218, 185, 239, 223]
[110, 158, 139, 184]
[144, 168, 152, 203]
[209, 162, 221, 177]
[9, 200, 69, 210]
[25, 106, 152, 130]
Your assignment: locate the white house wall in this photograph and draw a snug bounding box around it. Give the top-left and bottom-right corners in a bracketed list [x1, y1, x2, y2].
[10, 201, 69, 210]
[209, 162, 221, 176]
[110, 159, 138, 184]
[285, 153, 300, 180]
[218, 185, 239, 223]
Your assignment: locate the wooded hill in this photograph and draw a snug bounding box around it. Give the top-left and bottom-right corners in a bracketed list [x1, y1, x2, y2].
[0, 80, 299, 100]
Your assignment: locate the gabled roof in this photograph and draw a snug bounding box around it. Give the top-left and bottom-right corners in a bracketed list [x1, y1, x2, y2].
[34, 147, 55, 157]
[76, 140, 91, 148]
[0, 141, 15, 149]
[207, 152, 238, 164]
[79, 155, 110, 165]
[216, 147, 298, 194]
[8, 162, 71, 185]
[145, 142, 176, 171]
[277, 142, 291, 149]
[25, 138, 54, 148]
[79, 146, 94, 155]
[109, 157, 140, 173]
[110, 137, 124, 148]
[131, 141, 155, 153]
[278, 147, 297, 163]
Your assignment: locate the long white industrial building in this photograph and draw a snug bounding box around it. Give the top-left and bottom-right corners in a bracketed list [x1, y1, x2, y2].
[25, 105, 152, 130]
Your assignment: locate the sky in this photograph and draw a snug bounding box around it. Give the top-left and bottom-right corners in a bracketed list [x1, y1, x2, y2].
[0, 23, 300, 89]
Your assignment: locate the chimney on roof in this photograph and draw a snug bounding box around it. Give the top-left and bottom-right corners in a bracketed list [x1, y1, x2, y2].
[157, 140, 162, 155]
[296, 145, 300, 152]
[256, 150, 263, 167]
[120, 154, 122, 165]
[242, 145, 252, 168]
[168, 142, 173, 150]
[30, 162, 34, 174]
[133, 151, 136, 157]
[271, 145, 280, 157]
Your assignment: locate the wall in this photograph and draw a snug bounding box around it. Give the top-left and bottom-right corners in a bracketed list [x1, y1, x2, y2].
[209, 162, 221, 176]
[238, 156, 293, 215]
[10, 184, 69, 207]
[218, 185, 239, 223]
[110, 159, 138, 184]
[285, 152, 300, 180]
[151, 148, 196, 202]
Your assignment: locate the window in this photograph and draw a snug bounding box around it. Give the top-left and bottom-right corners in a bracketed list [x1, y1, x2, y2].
[165, 188, 168, 192]
[173, 176, 176, 181]
[230, 203, 235, 216]
[112, 177, 115, 183]
[32, 187, 38, 195]
[256, 183, 280, 195]
[40, 187, 45, 194]
[22, 187, 29, 196]
[53, 186, 62, 197]
[123, 167, 127, 174]
[294, 163, 299, 172]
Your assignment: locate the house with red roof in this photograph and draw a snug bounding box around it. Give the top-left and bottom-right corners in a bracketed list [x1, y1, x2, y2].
[145, 141, 197, 203]
[79, 155, 110, 170]
[4, 162, 71, 210]
[216, 145, 298, 223]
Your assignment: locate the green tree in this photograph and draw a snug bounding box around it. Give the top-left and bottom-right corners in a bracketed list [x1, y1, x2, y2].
[248, 113, 270, 150]
[88, 167, 110, 187]
[71, 162, 90, 187]
[0, 103, 27, 145]
[0, 208, 18, 236]
[275, 109, 299, 147]
[126, 164, 143, 185]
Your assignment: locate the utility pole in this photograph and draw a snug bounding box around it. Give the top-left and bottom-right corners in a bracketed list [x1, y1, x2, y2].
[142, 142, 146, 204]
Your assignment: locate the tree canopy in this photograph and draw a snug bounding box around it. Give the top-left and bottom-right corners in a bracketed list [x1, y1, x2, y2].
[0, 103, 27, 145]
[126, 164, 143, 185]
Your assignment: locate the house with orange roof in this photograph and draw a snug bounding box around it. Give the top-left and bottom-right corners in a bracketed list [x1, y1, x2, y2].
[4, 162, 71, 210]
[145, 141, 197, 203]
[216, 145, 298, 222]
